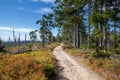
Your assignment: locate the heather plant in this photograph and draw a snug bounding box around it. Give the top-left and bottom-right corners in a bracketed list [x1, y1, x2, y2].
[0, 48, 55, 80]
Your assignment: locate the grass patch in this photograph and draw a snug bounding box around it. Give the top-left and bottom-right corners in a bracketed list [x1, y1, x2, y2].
[0, 47, 55, 80]
[46, 42, 60, 50]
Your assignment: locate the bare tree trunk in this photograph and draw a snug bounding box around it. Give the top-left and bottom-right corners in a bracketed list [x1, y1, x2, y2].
[13, 29, 16, 45]
[18, 32, 20, 45]
[0, 37, 2, 47]
[9, 36, 10, 45]
[25, 33, 27, 44]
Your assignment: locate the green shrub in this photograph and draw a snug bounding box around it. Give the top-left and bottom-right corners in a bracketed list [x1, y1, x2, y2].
[44, 64, 55, 78]
[62, 44, 73, 49]
[81, 44, 88, 50]
[115, 47, 120, 54]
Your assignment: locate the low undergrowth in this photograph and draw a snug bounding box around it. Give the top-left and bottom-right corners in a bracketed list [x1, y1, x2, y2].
[0, 45, 55, 80]
[46, 42, 60, 50]
[63, 44, 120, 80]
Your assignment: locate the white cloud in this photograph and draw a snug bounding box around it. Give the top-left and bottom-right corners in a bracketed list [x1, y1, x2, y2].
[34, 8, 53, 14]
[30, 0, 39, 2]
[0, 27, 12, 31]
[17, 0, 54, 3]
[0, 27, 34, 33]
[18, 6, 25, 10]
[40, 0, 54, 3]
[29, 0, 54, 3]
[15, 28, 34, 32]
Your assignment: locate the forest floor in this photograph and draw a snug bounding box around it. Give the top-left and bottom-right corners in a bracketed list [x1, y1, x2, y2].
[53, 45, 105, 80]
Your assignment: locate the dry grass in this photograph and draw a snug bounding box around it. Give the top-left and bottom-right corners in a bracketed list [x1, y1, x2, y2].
[0, 46, 55, 80]
[46, 42, 60, 50]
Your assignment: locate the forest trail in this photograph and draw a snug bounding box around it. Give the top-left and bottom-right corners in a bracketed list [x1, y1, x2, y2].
[53, 46, 105, 80]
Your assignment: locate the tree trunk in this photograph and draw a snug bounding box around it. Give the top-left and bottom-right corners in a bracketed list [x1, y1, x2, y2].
[88, 5, 91, 50]
[94, 0, 99, 53]
[42, 16, 45, 48]
[18, 32, 20, 45]
[13, 29, 16, 45]
[103, 25, 108, 53]
[114, 22, 117, 49]
[9, 36, 10, 45]
[42, 28, 45, 48]
[87, 25, 90, 50]
[96, 26, 99, 53]
[73, 23, 76, 48]
[100, 0, 103, 48]
[103, 1, 108, 53]
[114, 1, 117, 49]
[76, 22, 80, 49]
[25, 34, 27, 44]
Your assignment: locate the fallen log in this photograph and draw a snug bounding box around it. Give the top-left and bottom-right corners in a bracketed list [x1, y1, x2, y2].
[11, 47, 32, 54]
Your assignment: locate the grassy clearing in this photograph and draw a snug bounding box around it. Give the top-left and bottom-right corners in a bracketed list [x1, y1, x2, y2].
[62, 45, 120, 80]
[0, 43, 59, 80]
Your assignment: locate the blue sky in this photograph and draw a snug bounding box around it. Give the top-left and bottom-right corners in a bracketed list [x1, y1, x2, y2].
[0, 0, 58, 41]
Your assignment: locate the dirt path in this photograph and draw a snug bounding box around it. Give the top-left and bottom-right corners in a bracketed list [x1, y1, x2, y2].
[53, 46, 105, 80]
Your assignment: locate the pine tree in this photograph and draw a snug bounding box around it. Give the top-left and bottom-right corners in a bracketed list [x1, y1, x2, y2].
[29, 31, 37, 42]
[53, 0, 86, 48]
[36, 14, 54, 48]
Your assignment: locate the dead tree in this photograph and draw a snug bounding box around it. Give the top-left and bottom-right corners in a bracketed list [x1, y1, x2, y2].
[8, 36, 11, 46]
[8, 36, 10, 43]
[18, 32, 21, 45]
[13, 29, 16, 45]
[25, 33, 27, 44]
[0, 37, 2, 47]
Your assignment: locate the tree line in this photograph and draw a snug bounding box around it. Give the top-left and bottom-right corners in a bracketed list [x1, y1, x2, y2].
[31, 0, 120, 54]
